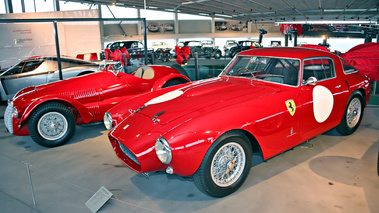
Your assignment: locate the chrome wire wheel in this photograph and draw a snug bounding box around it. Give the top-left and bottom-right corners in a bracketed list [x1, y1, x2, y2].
[210, 142, 246, 187]
[37, 112, 68, 141]
[346, 97, 362, 129]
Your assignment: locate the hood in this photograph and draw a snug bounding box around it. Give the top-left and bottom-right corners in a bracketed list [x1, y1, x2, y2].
[133, 77, 276, 125]
[12, 71, 122, 104]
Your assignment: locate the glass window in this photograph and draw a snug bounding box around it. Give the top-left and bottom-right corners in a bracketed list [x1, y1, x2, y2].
[303, 58, 335, 83]
[21, 60, 43, 73]
[222, 56, 299, 86]
[34, 0, 54, 12]
[59, 1, 95, 11]
[0, 0, 6, 14]
[178, 13, 211, 20]
[101, 5, 137, 18]
[142, 9, 174, 20]
[11, 0, 22, 13]
[340, 58, 358, 74]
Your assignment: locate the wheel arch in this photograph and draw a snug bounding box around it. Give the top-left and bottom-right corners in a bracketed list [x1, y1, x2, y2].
[355, 88, 366, 107]
[20, 96, 93, 126]
[151, 74, 190, 91]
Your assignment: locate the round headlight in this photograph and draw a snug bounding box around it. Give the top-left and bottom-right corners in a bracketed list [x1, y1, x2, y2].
[13, 107, 19, 119]
[155, 137, 172, 164]
[103, 112, 113, 130]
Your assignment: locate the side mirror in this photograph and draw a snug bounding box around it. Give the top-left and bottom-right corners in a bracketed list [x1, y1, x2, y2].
[306, 76, 317, 86]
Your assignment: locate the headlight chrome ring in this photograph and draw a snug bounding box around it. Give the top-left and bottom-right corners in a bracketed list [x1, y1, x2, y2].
[155, 137, 172, 164]
[13, 107, 19, 119]
[103, 112, 113, 130]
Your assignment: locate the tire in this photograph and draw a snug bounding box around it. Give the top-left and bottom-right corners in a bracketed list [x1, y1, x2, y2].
[336, 91, 364, 135]
[193, 131, 252, 197]
[28, 102, 76, 147]
[214, 51, 221, 59]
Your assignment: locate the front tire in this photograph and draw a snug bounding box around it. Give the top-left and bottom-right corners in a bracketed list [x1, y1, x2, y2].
[193, 131, 252, 197]
[336, 91, 363, 135]
[28, 102, 76, 147]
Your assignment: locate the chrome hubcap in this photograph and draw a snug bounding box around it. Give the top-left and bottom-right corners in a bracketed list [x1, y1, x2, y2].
[37, 112, 68, 141]
[346, 97, 361, 129]
[211, 142, 245, 187]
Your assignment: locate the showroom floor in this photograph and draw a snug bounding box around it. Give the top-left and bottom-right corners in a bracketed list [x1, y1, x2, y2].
[0, 101, 378, 213]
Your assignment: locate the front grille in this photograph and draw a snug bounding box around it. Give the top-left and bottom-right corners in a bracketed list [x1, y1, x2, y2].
[118, 142, 140, 165]
[4, 102, 13, 133]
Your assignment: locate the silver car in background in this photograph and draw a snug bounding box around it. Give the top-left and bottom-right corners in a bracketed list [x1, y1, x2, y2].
[0, 56, 99, 101]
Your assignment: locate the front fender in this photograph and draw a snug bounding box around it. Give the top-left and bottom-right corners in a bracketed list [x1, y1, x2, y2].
[20, 95, 94, 124]
[150, 73, 190, 92]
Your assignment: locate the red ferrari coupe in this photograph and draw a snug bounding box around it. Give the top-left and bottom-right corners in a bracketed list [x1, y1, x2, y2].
[4, 64, 190, 147]
[104, 47, 370, 197]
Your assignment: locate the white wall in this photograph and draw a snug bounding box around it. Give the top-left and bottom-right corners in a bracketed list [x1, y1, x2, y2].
[0, 10, 101, 68]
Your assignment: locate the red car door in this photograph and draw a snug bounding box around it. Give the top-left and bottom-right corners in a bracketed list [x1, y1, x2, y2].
[298, 57, 349, 138]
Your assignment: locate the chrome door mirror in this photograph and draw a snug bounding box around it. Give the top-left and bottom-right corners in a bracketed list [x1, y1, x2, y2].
[306, 76, 317, 86]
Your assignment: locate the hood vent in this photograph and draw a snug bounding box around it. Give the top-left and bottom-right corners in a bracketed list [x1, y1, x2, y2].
[61, 88, 99, 100]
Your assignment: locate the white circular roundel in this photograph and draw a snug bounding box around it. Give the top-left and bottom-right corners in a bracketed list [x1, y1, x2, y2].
[313, 85, 334, 123]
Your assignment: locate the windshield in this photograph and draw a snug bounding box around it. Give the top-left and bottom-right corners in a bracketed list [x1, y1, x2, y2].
[222, 56, 300, 86]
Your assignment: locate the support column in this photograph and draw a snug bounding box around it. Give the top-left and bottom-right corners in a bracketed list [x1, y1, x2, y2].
[5, 0, 13, 13]
[53, 0, 60, 11]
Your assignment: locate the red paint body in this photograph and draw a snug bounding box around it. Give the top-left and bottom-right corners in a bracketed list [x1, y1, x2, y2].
[9, 66, 190, 136]
[107, 47, 371, 177]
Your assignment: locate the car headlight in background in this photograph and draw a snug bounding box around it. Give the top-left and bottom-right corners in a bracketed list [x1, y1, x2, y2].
[103, 112, 113, 130]
[155, 137, 172, 164]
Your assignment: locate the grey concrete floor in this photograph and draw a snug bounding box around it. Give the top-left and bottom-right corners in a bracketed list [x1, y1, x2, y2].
[0, 102, 378, 213]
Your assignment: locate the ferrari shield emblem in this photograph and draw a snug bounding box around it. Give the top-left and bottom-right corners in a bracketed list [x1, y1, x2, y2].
[285, 99, 296, 116]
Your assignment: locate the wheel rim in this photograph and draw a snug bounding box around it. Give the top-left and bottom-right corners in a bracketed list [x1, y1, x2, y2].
[211, 142, 246, 187]
[37, 112, 68, 141]
[346, 97, 362, 129]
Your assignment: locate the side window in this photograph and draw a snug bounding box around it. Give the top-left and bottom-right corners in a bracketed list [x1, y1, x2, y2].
[341, 58, 358, 74]
[303, 58, 335, 83]
[3, 62, 25, 75]
[21, 60, 43, 73]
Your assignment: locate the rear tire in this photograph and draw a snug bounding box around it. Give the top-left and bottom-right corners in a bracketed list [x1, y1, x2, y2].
[28, 102, 76, 147]
[336, 91, 363, 135]
[193, 131, 252, 197]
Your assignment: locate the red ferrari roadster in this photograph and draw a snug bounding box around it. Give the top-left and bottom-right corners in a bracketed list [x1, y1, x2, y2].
[104, 47, 370, 197]
[4, 64, 190, 147]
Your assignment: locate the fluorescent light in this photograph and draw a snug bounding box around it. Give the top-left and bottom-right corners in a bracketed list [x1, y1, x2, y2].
[214, 14, 233, 18]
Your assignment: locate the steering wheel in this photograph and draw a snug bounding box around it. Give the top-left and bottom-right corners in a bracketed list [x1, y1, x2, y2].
[110, 62, 123, 76]
[236, 68, 255, 78]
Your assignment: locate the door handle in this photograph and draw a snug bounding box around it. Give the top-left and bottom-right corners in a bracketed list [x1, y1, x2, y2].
[335, 85, 341, 88]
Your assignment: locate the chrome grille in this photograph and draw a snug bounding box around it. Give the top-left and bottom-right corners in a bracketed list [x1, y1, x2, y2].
[4, 102, 13, 133]
[118, 142, 140, 165]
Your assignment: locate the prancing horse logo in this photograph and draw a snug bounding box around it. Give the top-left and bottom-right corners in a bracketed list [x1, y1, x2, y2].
[285, 99, 296, 116]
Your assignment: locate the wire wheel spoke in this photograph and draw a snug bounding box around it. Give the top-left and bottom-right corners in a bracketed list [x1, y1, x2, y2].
[346, 98, 361, 128]
[211, 142, 245, 187]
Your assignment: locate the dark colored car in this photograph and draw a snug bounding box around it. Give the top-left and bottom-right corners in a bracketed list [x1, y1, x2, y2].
[176, 40, 222, 59]
[101, 40, 154, 63]
[229, 40, 261, 58]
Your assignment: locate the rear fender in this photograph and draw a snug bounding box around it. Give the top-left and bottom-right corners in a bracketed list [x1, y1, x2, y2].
[20, 95, 93, 124]
[150, 74, 190, 92]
